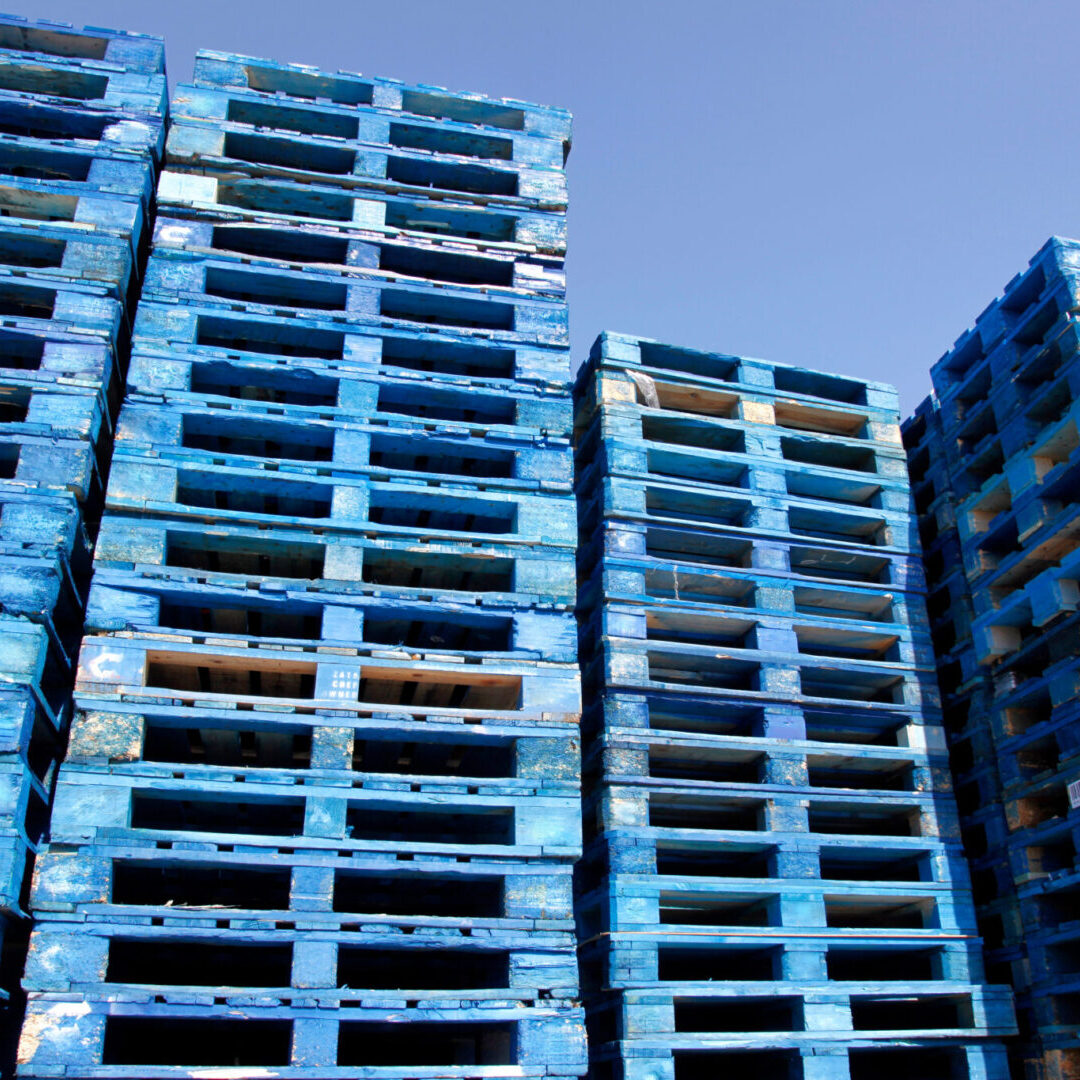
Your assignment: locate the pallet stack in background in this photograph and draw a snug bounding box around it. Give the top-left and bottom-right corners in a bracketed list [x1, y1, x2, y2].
[17, 48, 587, 1079]
[0, 12, 165, 1051]
[572, 332, 1015, 1080]
[906, 236, 1080, 1080]
[904, 395, 1017, 1065]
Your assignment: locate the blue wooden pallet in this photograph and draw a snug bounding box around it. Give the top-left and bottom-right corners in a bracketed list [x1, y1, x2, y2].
[85, 570, 577, 663]
[166, 114, 568, 208]
[174, 80, 565, 169]
[0, 52, 165, 116]
[63, 696, 580, 786]
[972, 546, 1080, 667]
[0, 273, 124, 347]
[579, 331, 902, 433]
[128, 320, 574, 396]
[0, 483, 88, 562]
[138, 266, 568, 349]
[157, 166, 568, 255]
[31, 838, 577, 923]
[580, 597, 934, 687]
[577, 542, 930, 638]
[103, 456, 578, 547]
[0, 325, 116, 392]
[576, 840, 974, 939]
[0, 549, 84, 659]
[0, 14, 165, 77]
[24, 919, 579, 995]
[0, 637, 71, 914]
[1, 433, 104, 507]
[578, 515, 927, 597]
[0, 177, 149, 260]
[581, 983, 1016, 1053]
[0, 95, 163, 161]
[17, 996, 587, 1078]
[65, 690, 581, 779]
[145, 229, 564, 310]
[91, 514, 576, 606]
[577, 398, 909, 476]
[1, 380, 111, 444]
[578, 868, 990, 983]
[0, 615, 71, 725]
[73, 634, 581, 719]
[0, 686, 62, 764]
[193, 49, 571, 143]
[576, 433, 912, 524]
[0, 221, 137, 309]
[582, 721, 949, 800]
[586, 1021, 1011, 1080]
[45, 762, 582, 858]
[126, 351, 573, 433]
[580, 617, 938, 712]
[112, 399, 574, 492]
[152, 213, 567, 301]
[618, 1043, 1009, 1080]
[582, 774, 966, 858]
[578, 472, 919, 556]
[0, 137, 156, 212]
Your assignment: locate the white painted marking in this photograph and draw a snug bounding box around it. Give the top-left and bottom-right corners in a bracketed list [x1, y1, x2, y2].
[86, 650, 123, 680]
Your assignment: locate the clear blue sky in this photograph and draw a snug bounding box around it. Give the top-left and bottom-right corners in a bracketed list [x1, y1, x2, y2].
[14, 0, 1080, 413]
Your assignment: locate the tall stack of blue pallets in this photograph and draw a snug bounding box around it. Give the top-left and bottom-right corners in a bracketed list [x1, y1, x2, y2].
[17, 48, 587, 1078]
[904, 396, 1018, 1068]
[905, 236, 1080, 1080]
[0, 11, 165, 1047]
[573, 332, 1016, 1080]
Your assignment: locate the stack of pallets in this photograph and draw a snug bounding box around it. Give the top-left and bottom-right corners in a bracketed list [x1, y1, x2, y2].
[574, 332, 1015, 1080]
[909, 236, 1080, 1080]
[18, 49, 586, 1079]
[904, 395, 1017, 1064]
[0, 12, 165, 1043]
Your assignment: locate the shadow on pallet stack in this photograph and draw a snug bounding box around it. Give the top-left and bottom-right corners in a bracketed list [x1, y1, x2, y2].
[573, 332, 1016, 1080]
[906, 236, 1080, 1080]
[0, 12, 165, 1060]
[17, 47, 587, 1079]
